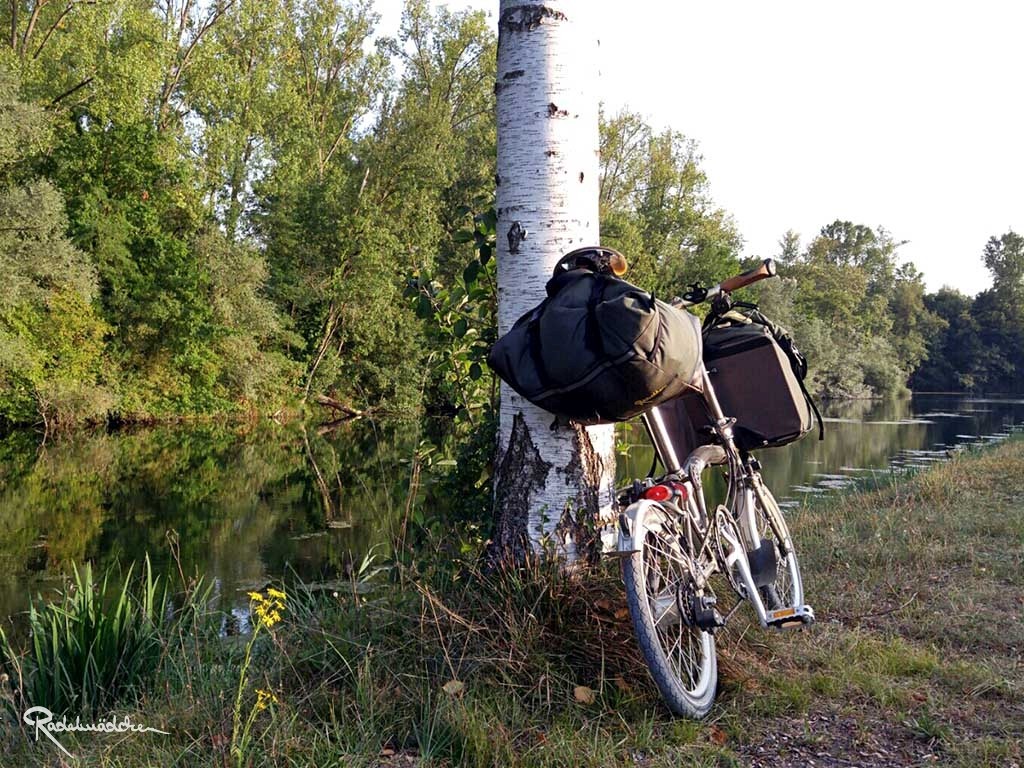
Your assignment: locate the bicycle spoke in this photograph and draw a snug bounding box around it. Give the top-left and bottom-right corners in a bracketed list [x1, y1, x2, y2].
[640, 521, 713, 692]
[622, 502, 718, 717]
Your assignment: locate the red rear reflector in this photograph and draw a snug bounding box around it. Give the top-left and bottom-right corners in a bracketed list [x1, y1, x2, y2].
[643, 484, 672, 502]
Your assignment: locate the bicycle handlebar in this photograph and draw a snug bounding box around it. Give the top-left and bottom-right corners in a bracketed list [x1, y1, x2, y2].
[550, 248, 777, 311]
[673, 258, 778, 308]
[720, 258, 777, 293]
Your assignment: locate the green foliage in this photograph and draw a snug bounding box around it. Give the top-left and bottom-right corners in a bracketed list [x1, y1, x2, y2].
[0, 558, 171, 717]
[982, 231, 1024, 291]
[2, 0, 1021, 426]
[753, 222, 941, 399]
[599, 108, 743, 296]
[913, 230, 1024, 394]
[407, 209, 497, 422]
[253, 0, 496, 413]
[0, 73, 112, 426]
[403, 209, 498, 554]
[197, 231, 304, 406]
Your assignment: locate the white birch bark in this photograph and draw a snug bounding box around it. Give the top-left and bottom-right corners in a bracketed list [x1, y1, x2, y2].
[493, 0, 616, 562]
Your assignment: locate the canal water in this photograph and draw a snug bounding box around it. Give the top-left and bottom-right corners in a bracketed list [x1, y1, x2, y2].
[1, 394, 1022, 623]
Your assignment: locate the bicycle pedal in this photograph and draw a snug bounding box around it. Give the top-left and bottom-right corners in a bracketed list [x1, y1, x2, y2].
[766, 604, 815, 629]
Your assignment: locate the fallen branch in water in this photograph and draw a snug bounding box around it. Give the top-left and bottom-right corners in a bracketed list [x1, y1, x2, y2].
[314, 395, 364, 419]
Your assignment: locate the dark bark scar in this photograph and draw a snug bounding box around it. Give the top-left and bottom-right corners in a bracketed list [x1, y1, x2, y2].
[507, 221, 526, 254]
[493, 413, 553, 563]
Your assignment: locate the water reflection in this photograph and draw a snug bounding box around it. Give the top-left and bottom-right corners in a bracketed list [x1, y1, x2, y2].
[617, 394, 1024, 507]
[1, 394, 1023, 625]
[0, 421, 420, 622]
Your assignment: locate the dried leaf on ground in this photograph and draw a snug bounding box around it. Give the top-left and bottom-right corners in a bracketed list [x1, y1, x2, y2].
[442, 679, 465, 696]
[574, 685, 596, 704]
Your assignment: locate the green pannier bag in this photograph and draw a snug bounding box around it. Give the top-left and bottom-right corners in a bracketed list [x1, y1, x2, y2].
[487, 268, 703, 424]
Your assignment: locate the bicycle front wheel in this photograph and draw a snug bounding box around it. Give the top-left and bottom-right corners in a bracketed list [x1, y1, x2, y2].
[621, 501, 717, 718]
[748, 480, 804, 611]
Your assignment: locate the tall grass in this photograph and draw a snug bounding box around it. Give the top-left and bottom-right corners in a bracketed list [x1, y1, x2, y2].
[0, 557, 184, 716]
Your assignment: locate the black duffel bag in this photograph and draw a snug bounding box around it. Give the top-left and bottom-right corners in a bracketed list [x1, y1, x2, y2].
[487, 267, 703, 424]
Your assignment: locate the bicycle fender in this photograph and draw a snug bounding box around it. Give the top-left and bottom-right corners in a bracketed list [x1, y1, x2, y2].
[617, 499, 664, 555]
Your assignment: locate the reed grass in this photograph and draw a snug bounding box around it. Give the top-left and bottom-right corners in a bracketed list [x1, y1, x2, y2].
[0, 556, 208, 718]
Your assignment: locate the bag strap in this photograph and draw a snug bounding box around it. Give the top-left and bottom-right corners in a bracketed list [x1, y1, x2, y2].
[797, 374, 825, 440]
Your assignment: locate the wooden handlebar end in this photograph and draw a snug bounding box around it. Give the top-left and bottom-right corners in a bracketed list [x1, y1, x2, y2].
[720, 258, 778, 293]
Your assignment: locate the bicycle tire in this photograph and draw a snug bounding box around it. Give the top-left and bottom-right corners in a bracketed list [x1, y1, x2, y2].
[750, 482, 803, 611]
[621, 502, 717, 718]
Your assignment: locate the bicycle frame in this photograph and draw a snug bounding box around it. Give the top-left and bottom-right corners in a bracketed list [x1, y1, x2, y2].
[626, 363, 804, 628]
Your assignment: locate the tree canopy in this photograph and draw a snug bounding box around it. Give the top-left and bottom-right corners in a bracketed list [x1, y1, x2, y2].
[0, 1, 1021, 430]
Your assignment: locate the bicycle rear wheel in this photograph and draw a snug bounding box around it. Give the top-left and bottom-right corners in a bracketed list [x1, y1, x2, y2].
[621, 501, 717, 718]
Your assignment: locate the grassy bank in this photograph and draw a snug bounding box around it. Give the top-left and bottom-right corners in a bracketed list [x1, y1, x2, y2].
[2, 440, 1022, 767]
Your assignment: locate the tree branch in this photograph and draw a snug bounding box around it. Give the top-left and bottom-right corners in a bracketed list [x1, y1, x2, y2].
[157, 0, 234, 130]
[21, 0, 47, 57]
[50, 75, 93, 105]
[33, 0, 93, 60]
[319, 114, 355, 177]
[9, 0, 17, 51]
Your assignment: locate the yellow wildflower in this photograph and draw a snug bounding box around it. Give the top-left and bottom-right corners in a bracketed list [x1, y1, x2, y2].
[249, 588, 287, 629]
[254, 688, 279, 712]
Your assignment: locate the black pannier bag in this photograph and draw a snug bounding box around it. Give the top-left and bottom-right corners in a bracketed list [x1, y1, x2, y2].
[659, 308, 823, 454]
[487, 268, 703, 424]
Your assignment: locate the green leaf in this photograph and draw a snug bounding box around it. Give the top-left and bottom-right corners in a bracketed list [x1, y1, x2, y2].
[463, 261, 480, 285]
[479, 209, 497, 234]
[469, 362, 482, 380]
[416, 295, 433, 319]
[453, 318, 468, 338]
[479, 243, 492, 265]
[453, 230, 475, 244]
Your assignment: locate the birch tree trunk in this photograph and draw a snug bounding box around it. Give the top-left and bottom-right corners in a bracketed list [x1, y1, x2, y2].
[492, 0, 616, 563]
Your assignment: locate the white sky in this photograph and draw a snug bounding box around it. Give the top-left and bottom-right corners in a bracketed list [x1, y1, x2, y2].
[374, 1, 1023, 296]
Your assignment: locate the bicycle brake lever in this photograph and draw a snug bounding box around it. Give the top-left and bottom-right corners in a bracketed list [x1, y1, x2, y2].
[710, 292, 733, 317]
[681, 282, 707, 305]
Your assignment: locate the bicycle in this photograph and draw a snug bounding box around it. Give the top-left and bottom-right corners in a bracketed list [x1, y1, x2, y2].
[520, 247, 815, 718]
[608, 257, 816, 718]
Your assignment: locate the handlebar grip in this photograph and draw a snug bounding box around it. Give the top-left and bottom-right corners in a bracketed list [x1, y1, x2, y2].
[720, 258, 777, 293]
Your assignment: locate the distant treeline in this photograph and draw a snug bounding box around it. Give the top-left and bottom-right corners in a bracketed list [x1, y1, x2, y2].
[0, 0, 1021, 431]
